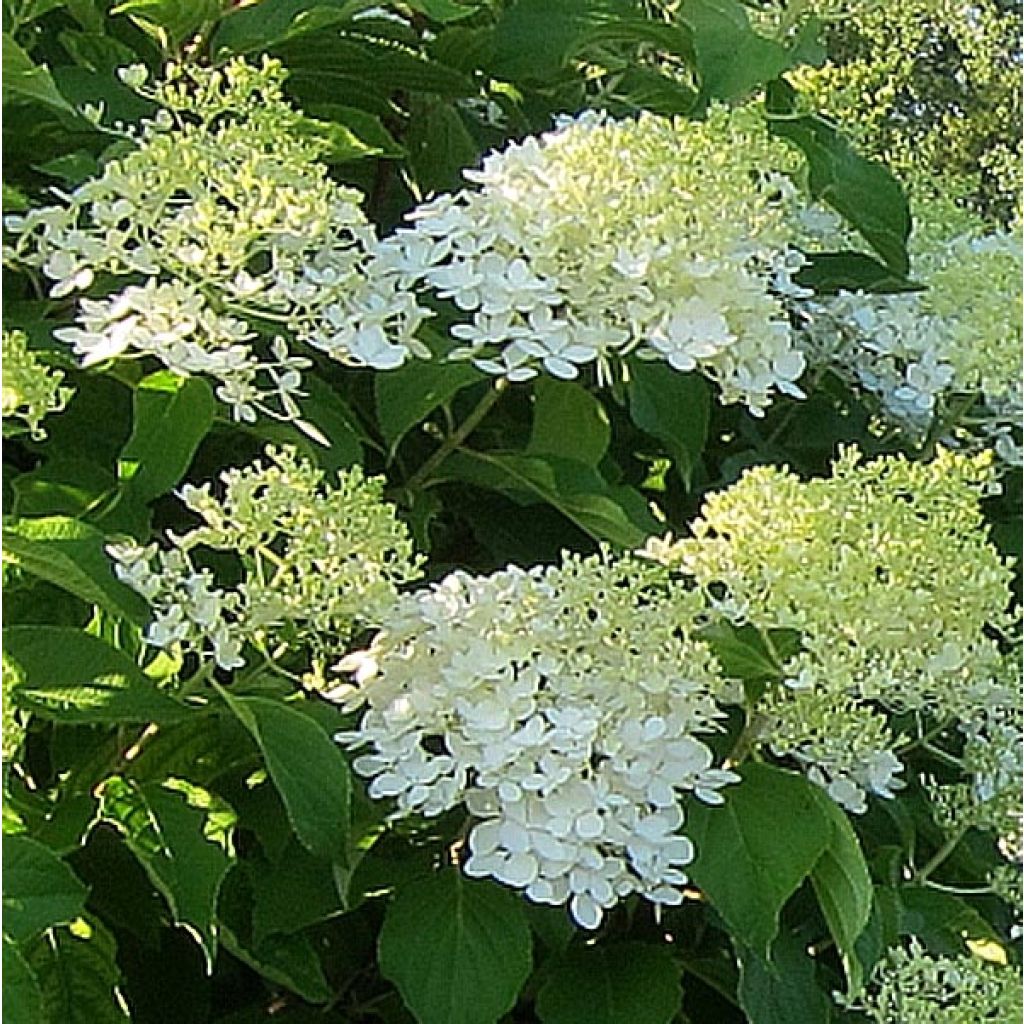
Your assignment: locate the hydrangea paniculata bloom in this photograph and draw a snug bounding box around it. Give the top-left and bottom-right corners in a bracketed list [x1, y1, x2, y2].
[4, 59, 429, 425]
[332, 552, 737, 928]
[839, 940, 1023, 1024]
[645, 447, 1018, 814]
[377, 105, 815, 413]
[109, 447, 422, 672]
[1, 329, 72, 439]
[797, 208, 1023, 463]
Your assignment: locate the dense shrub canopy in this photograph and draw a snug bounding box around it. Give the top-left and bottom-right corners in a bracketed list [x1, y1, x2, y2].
[1, 2, 1020, 1024]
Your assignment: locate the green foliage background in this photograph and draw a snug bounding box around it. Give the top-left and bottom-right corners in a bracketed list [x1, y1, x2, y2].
[1, 2, 1020, 1023]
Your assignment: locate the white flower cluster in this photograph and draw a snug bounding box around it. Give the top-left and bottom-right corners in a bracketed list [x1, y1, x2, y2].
[3, 58, 429, 425]
[644, 447, 1017, 815]
[110, 447, 421, 672]
[2, 329, 73, 439]
[332, 552, 736, 929]
[839, 939, 1023, 1024]
[376, 106, 813, 413]
[797, 210, 1023, 463]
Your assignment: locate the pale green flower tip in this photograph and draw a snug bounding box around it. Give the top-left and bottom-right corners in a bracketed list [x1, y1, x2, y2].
[2, 329, 73, 439]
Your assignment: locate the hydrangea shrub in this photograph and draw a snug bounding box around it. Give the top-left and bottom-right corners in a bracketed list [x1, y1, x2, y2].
[2, 3, 1020, 1024]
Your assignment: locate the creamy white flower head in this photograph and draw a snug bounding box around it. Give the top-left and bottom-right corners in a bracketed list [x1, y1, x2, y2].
[647, 446, 1017, 814]
[2, 329, 73, 439]
[796, 201, 1023, 462]
[108, 447, 422, 672]
[4, 58, 430, 426]
[379, 104, 820, 413]
[334, 550, 738, 928]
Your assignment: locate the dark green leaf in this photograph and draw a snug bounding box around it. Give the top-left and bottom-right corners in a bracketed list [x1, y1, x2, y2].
[679, 0, 790, 103]
[222, 926, 332, 1005]
[11, 457, 117, 521]
[735, 930, 833, 1024]
[110, 0, 223, 47]
[2, 835, 88, 944]
[408, 0, 482, 22]
[536, 942, 682, 1024]
[3, 625, 191, 724]
[697, 622, 789, 685]
[3, 934, 43, 1024]
[808, 788, 873, 993]
[301, 102, 406, 160]
[218, 693, 351, 860]
[2, 34, 78, 116]
[118, 373, 216, 504]
[627, 361, 710, 487]
[687, 763, 832, 954]
[405, 97, 481, 193]
[767, 96, 911, 275]
[442, 450, 660, 547]
[96, 776, 235, 969]
[218, 864, 332, 1003]
[853, 886, 901, 980]
[795, 251, 920, 295]
[274, 30, 477, 97]
[524, 903, 574, 954]
[251, 839, 346, 941]
[528, 377, 610, 468]
[2, 516, 149, 625]
[26, 916, 129, 1023]
[376, 359, 482, 456]
[379, 869, 532, 1024]
[897, 887, 1002, 956]
[212, 0, 359, 55]
[345, 830, 439, 909]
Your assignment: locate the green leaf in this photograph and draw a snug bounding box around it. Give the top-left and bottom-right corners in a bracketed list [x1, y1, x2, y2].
[3, 934, 43, 1024]
[96, 775, 235, 969]
[375, 359, 483, 456]
[410, 0, 482, 21]
[218, 693, 351, 861]
[251, 839, 346, 942]
[3, 625, 190, 724]
[697, 622, 788, 683]
[379, 869, 532, 1024]
[679, 0, 790, 103]
[853, 886, 901, 980]
[795, 251, 919, 295]
[212, 0, 361, 55]
[345, 830, 438, 909]
[301, 102, 406, 160]
[274, 29, 477, 97]
[442, 450, 660, 547]
[536, 942, 682, 1024]
[528, 378, 610, 468]
[26, 916, 129, 1023]
[222, 927, 332, 1005]
[735, 929, 833, 1024]
[486, 0, 685, 82]
[110, 0, 223, 47]
[2, 33, 78, 116]
[2, 516, 149, 625]
[118, 373, 216, 504]
[406, 96, 481, 193]
[687, 763, 832, 954]
[766, 91, 911, 275]
[2, 835, 88, 944]
[218, 864, 332, 1004]
[487, 0, 606, 80]
[627, 361, 710, 487]
[897, 886, 1002, 957]
[808, 788, 873, 993]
